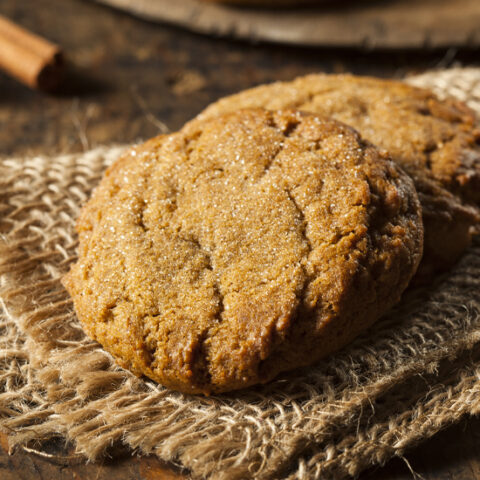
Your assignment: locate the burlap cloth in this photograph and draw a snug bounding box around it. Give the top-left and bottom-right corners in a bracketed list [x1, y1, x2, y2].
[1, 68, 480, 480]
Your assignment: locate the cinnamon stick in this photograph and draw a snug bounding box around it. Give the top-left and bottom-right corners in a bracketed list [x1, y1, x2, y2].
[0, 15, 64, 91]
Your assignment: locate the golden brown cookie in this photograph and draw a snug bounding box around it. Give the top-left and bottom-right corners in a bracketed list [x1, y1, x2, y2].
[63, 109, 423, 394]
[196, 74, 480, 278]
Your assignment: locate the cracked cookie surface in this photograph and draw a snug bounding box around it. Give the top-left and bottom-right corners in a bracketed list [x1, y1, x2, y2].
[63, 109, 423, 394]
[196, 74, 480, 278]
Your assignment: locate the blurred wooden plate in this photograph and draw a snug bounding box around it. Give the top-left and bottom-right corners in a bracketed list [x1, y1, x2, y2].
[94, 0, 480, 49]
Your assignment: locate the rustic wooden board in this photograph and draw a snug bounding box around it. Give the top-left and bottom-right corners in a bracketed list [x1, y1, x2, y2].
[1, 0, 480, 478]
[94, 0, 480, 49]
[2, 418, 480, 480]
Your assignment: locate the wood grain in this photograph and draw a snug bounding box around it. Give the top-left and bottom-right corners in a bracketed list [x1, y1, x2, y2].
[0, 432, 186, 480]
[1, 0, 479, 158]
[95, 0, 480, 49]
[0, 0, 479, 478]
[2, 419, 480, 479]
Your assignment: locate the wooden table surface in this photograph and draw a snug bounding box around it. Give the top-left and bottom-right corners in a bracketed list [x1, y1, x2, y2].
[1, 0, 480, 478]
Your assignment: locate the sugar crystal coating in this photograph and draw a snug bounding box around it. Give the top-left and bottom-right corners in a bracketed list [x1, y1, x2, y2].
[64, 109, 423, 394]
[196, 74, 480, 278]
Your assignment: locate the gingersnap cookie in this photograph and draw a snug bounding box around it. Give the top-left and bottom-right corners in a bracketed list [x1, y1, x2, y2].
[196, 74, 480, 278]
[63, 109, 423, 394]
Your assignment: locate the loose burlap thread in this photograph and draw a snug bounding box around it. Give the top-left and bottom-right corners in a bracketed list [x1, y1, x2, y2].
[0, 69, 480, 480]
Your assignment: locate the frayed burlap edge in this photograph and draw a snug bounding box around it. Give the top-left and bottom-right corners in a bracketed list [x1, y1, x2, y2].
[0, 69, 479, 480]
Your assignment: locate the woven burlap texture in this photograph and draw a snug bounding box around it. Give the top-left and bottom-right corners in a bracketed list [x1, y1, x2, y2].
[0, 69, 480, 480]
